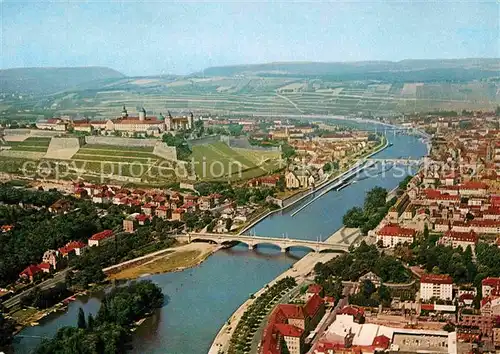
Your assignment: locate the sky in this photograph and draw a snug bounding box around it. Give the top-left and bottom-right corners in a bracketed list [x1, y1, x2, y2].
[1, 0, 498, 76]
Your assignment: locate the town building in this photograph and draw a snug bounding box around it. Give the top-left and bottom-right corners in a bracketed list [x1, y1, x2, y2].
[58, 241, 87, 257]
[261, 293, 325, 354]
[19, 265, 43, 283]
[376, 224, 416, 248]
[438, 230, 478, 250]
[420, 274, 453, 301]
[88, 229, 114, 247]
[482, 277, 500, 297]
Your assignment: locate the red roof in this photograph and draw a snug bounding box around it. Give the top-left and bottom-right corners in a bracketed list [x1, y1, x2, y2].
[421, 303, 435, 311]
[273, 323, 304, 338]
[135, 214, 150, 222]
[372, 335, 390, 349]
[462, 181, 488, 190]
[443, 230, 478, 243]
[420, 274, 453, 285]
[459, 293, 475, 301]
[38, 262, 51, 270]
[304, 294, 324, 318]
[20, 264, 42, 277]
[277, 304, 305, 319]
[483, 277, 500, 287]
[307, 284, 323, 295]
[156, 205, 169, 211]
[89, 229, 113, 241]
[377, 224, 416, 237]
[59, 240, 86, 255]
[339, 306, 364, 316]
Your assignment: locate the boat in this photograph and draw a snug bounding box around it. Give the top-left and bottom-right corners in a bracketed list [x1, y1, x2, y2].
[336, 180, 354, 191]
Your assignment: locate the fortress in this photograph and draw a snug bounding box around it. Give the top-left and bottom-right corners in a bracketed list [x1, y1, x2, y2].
[37, 106, 194, 137]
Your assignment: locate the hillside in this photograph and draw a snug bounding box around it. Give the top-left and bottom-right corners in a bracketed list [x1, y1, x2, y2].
[202, 58, 500, 82]
[0, 66, 126, 94]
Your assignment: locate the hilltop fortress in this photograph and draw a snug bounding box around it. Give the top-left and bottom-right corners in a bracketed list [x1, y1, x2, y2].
[36, 106, 194, 137]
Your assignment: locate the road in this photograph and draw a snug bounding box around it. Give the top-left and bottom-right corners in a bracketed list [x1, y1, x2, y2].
[2, 268, 71, 310]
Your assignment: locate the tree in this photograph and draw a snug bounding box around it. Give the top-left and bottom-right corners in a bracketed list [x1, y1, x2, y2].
[343, 207, 367, 228]
[423, 223, 429, 239]
[87, 313, 95, 330]
[77, 307, 87, 329]
[378, 285, 391, 305]
[0, 311, 16, 346]
[362, 280, 376, 298]
[332, 277, 344, 300]
[322, 163, 332, 172]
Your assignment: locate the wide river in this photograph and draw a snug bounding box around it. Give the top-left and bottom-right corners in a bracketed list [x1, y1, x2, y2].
[12, 121, 427, 354]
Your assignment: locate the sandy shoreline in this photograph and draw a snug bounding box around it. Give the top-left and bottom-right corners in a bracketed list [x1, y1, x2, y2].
[107, 242, 220, 280]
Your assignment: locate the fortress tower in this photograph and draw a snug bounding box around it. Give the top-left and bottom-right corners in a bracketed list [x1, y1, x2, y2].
[139, 107, 146, 121]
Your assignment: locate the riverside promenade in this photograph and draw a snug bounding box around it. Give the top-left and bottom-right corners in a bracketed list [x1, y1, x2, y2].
[208, 227, 360, 354]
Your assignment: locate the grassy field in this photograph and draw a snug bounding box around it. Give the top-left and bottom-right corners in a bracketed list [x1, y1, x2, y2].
[191, 142, 282, 180]
[108, 248, 213, 280]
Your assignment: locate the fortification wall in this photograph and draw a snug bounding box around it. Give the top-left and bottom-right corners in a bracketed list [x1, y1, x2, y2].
[187, 135, 221, 147]
[227, 136, 280, 152]
[153, 142, 177, 161]
[3, 129, 31, 136]
[84, 136, 157, 147]
[31, 130, 67, 137]
[44, 137, 84, 159]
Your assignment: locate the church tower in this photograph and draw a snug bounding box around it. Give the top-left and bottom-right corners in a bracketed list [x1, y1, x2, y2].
[139, 107, 146, 121]
[121, 105, 128, 118]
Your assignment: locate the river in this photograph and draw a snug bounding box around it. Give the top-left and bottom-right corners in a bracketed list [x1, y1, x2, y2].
[11, 122, 427, 354]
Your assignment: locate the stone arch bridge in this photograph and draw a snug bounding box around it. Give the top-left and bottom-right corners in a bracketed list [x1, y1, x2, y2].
[175, 232, 350, 253]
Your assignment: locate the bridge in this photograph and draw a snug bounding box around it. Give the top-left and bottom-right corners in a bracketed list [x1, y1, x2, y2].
[175, 232, 350, 253]
[367, 158, 423, 165]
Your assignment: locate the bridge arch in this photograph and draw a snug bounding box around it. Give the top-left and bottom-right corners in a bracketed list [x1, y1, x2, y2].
[220, 239, 253, 249]
[252, 242, 284, 252]
[283, 244, 316, 253]
[190, 237, 219, 245]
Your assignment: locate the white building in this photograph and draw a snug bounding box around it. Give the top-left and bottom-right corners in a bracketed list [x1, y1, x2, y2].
[420, 274, 453, 301]
[376, 224, 416, 248]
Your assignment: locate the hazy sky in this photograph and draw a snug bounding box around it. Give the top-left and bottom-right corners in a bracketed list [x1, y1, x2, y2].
[1, 1, 498, 76]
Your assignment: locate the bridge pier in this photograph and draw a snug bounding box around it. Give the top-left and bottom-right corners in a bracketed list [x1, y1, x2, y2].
[248, 244, 255, 250]
[280, 247, 287, 253]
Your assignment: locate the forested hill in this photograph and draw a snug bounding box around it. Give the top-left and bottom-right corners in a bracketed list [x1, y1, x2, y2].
[0, 66, 126, 94]
[202, 58, 500, 82]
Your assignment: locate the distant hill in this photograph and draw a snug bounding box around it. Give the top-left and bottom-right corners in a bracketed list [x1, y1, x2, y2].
[0, 67, 126, 94]
[202, 58, 500, 82]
